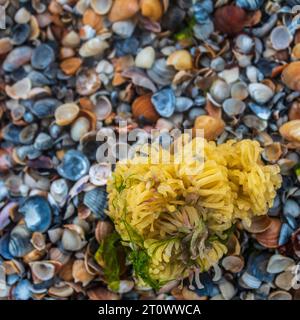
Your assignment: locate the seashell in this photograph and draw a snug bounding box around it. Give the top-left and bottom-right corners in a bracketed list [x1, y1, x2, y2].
[210, 79, 230, 103]
[108, 0, 139, 22]
[219, 67, 240, 84]
[230, 82, 248, 101]
[284, 199, 300, 218]
[243, 114, 267, 131]
[57, 150, 90, 181]
[29, 261, 56, 282]
[268, 290, 292, 300]
[236, 0, 263, 10]
[83, 187, 107, 219]
[79, 37, 109, 57]
[13, 280, 33, 300]
[89, 163, 112, 186]
[48, 283, 74, 298]
[62, 31, 80, 48]
[288, 101, 300, 120]
[71, 117, 90, 142]
[5, 78, 32, 100]
[91, 0, 112, 15]
[262, 143, 282, 163]
[72, 260, 94, 287]
[242, 215, 272, 233]
[222, 98, 246, 116]
[248, 103, 271, 120]
[275, 270, 294, 291]
[55, 103, 80, 126]
[30, 98, 60, 119]
[76, 69, 101, 96]
[61, 229, 87, 252]
[34, 133, 53, 150]
[234, 34, 254, 54]
[267, 254, 295, 274]
[31, 44, 55, 70]
[175, 97, 194, 113]
[132, 94, 159, 123]
[282, 61, 300, 91]
[95, 221, 113, 243]
[279, 120, 300, 143]
[50, 179, 68, 207]
[135, 46, 155, 69]
[222, 255, 244, 273]
[29, 16, 40, 40]
[60, 57, 82, 76]
[93, 96, 112, 120]
[112, 20, 136, 38]
[117, 280, 135, 294]
[8, 225, 33, 258]
[0, 38, 12, 55]
[15, 8, 31, 24]
[218, 279, 236, 300]
[12, 24, 31, 45]
[193, 115, 225, 141]
[122, 68, 157, 92]
[248, 83, 274, 104]
[3, 46, 33, 72]
[147, 58, 176, 86]
[255, 218, 281, 248]
[271, 26, 293, 51]
[151, 87, 176, 117]
[214, 5, 247, 36]
[49, 247, 70, 266]
[166, 50, 193, 71]
[31, 232, 46, 251]
[140, 0, 163, 21]
[48, 228, 63, 244]
[240, 271, 262, 289]
[19, 196, 52, 233]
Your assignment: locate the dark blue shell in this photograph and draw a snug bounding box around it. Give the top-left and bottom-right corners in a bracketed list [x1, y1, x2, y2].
[19, 196, 52, 232]
[236, 0, 264, 10]
[247, 252, 274, 283]
[12, 24, 30, 45]
[0, 233, 13, 260]
[31, 44, 55, 70]
[83, 187, 108, 220]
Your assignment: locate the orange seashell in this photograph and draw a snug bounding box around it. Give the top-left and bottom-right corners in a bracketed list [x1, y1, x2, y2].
[271, 65, 286, 78]
[79, 109, 97, 131]
[205, 99, 222, 119]
[113, 72, 127, 86]
[72, 260, 94, 287]
[79, 97, 95, 110]
[108, 0, 140, 22]
[48, 0, 63, 15]
[132, 94, 159, 123]
[214, 5, 247, 36]
[82, 8, 103, 30]
[60, 57, 82, 75]
[140, 0, 163, 21]
[193, 115, 225, 140]
[262, 142, 282, 163]
[281, 61, 300, 91]
[242, 215, 272, 234]
[166, 50, 193, 71]
[255, 218, 281, 248]
[288, 101, 300, 120]
[279, 120, 300, 143]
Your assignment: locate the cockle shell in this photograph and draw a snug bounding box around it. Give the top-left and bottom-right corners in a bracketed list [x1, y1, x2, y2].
[279, 120, 300, 143]
[282, 61, 300, 91]
[93, 96, 112, 120]
[108, 0, 140, 22]
[242, 215, 272, 233]
[132, 94, 159, 123]
[140, 0, 163, 21]
[89, 163, 112, 186]
[193, 115, 225, 141]
[166, 50, 193, 71]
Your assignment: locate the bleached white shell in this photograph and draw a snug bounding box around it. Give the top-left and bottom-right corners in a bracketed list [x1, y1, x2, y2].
[248, 83, 274, 104]
[135, 46, 156, 69]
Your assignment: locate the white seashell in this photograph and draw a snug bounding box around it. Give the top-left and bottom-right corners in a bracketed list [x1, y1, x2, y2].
[218, 67, 240, 84]
[248, 83, 274, 104]
[112, 20, 135, 38]
[61, 229, 86, 251]
[275, 271, 294, 291]
[268, 290, 292, 300]
[29, 261, 56, 281]
[223, 98, 246, 116]
[6, 78, 32, 100]
[135, 46, 156, 69]
[96, 60, 114, 74]
[91, 0, 112, 15]
[235, 34, 254, 54]
[210, 79, 230, 103]
[271, 26, 293, 51]
[15, 8, 31, 24]
[62, 31, 81, 48]
[79, 38, 109, 57]
[267, 254, 295, 274]
[218, 279, 236, 300]
[233, 51, 253, 68]
[231, 82, 249, 100]
[246, 65, 259, 83]
[71, 117, 90, 142]
[240, 272, 262, 289]
[89, 163, 112, 186]
[50, 179, 69, 207]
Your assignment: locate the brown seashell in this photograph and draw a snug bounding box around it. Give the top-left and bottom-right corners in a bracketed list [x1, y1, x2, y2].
[242, 215, 272, 234]
[82, 8, 103, 31]
[288, 101, 300, 120]
[205, 99, 222, 119]
[140, 0, 163, 21]
[226, 234, 241, 256]
[292, 43, 300, 59]
[255, 218, 281, 248]
[132, 94, 159, 123]
[23, 248, 46, 264]
[87, 287, 120, 300]
[48, 282, 74, 298]
[262, 143, 282, 163]
[108, 0, 140, 22]
[222, 255, 244, 273]
[55, 103, 80, 126]
[0, 38, 12, 55]
[59, 259, 74, 281]
[72, 259, 94, 287]
[166, 50, 193, 71]
[30, 16, 40, 40]
[60, 57, 82, 76]
[281, 61, 300, 91]
[31, 232, 46, 251]
[214, 5, 247, 36]
[279, 120, 300, 143]
[193, 115, 225, 140]
[95, 221, 113, 243]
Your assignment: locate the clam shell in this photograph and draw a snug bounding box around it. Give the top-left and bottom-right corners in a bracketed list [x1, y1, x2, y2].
[267, 254, 295, 274]
[255, 218, 281, 248]
[218, 279, 236, 300]
[5, 78, 32, 100]
[61, 229, 86, 252]
[135, 46, 155, 69]
[223, 98, 246, 116]
[242, 215, 272, 233]
[62, 31, 80, 48]
[210, 79, 230, 103]
[282, 61, 300, 91]
[240, 271, 262, 289]
[83, 187, 107, 219]
[230, 82, 249, 100]
[31, 98, 60, 119]
[55, 103, 80, 126]
[248, 83, 274, 104]
[221, 255, 244, 273]
[140, 0, 163, 21]
[72, 260, 94, 286]
[108, 0, 139, 22]
[275, 270, 294, 291]
[0, 38, 13, 55]
[279, 120, 300, 143]
[194, 115, 225, 140]
[76, 69, 101, 96]
[50, 179, 69, 207]
[147, 58, 175, 86]
[31, 44, 55, 70]
[271, 26, 292, 51]
[167, 50, 193, 71]
[151, 87, 176, 117]
[112, 20, 136, 38]
[30, 261, 56, 281]
[48, 283, 74, 298]
[8, 225, 33, 258]
[71, 117, 90, 142]
[3, 46, 33, 72]
[93, 96, 112, 120]
[132, 94, 159, 123]
[268, 290, 292, 300]
[91, 0, 112, 15]
[95, 221, 113, 243]
[234, 34, 254, 54]
[15, 8, 31, 24]
[79, 38, 109, 57]
[89, 163, 112, 186]
[60, 57, 82, 76]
